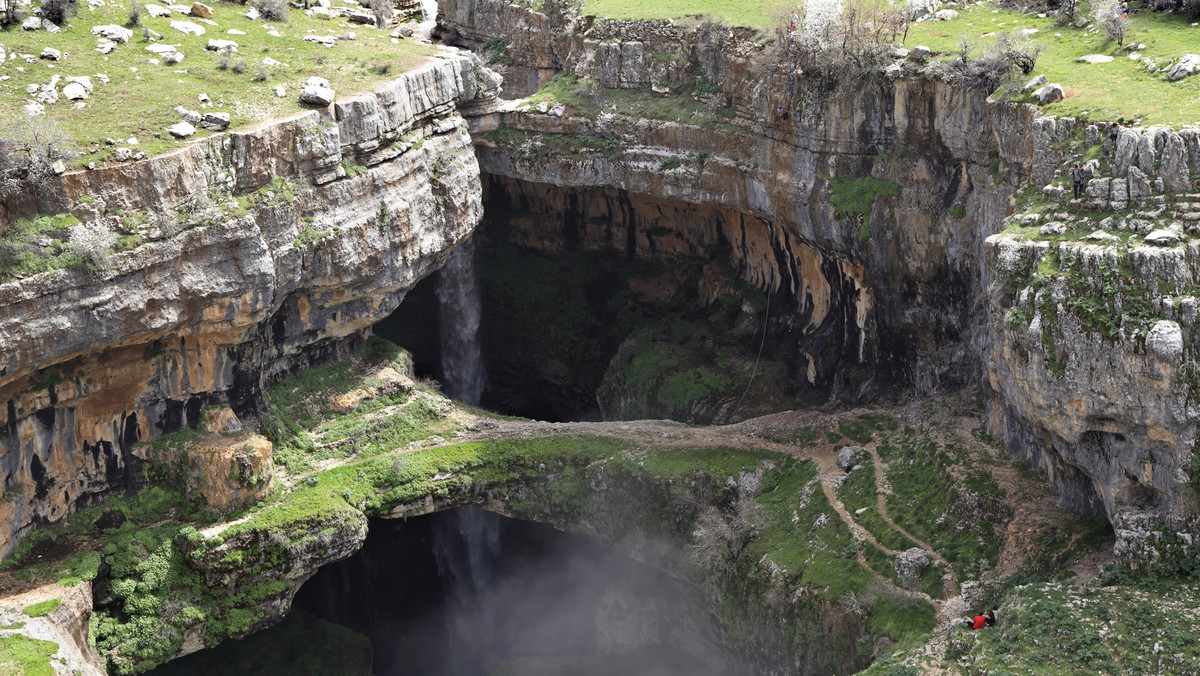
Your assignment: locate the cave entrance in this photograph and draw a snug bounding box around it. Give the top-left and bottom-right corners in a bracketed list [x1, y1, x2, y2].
[149, 508, 733, 676]
[380, 174, 863, 423]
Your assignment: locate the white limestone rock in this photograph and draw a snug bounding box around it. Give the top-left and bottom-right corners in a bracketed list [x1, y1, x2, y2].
[170, 20, 205, 35]
[1033, 83, 1064, 104]
[1168, 54, 1200, 81]
[40, 47, 61, 60]
[200, 112, 229, 130]
[167, 121, 196, 138]
[1145, 320, 1183, 361]
[1023, 74, 1047, 90]
[1076, 54, 1114, 64]
[300, 76, 335, 105]
[91, 24, 133, 42]
[205, 38, 238, 53]
[62, 82, 88, 100]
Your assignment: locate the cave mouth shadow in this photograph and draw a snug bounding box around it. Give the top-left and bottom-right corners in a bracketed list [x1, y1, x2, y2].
[149, 508, 734, 676]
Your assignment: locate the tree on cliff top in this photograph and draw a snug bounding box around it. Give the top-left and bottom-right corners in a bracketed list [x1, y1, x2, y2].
[0, 116, 77, 221]
[768, 0, 905, 89]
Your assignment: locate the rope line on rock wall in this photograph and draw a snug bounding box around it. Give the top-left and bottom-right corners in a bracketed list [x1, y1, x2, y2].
[731, 282, 771, 421]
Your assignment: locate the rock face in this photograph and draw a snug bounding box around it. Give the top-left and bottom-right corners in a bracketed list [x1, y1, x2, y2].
[894, 547, 931, 585]
[0, 54, 500, 558]
[446, 0, 1200, 566]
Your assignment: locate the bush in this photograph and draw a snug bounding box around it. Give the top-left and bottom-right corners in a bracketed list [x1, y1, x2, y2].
[0, 116, 78, 201]
[232, 58, 247, 74]
[932, 35, 1041, 94]
[126, 0, 142, 26]
[1, 2, 28, 25]
[1091, 0, 1130, 45]
[766, 0, 905, 90]
[67, 223, 117, 271]
[217, 53, 230, 70]
[40, 0, 78, 25]
[252, 65, 268, 82]
[254, 0, 288, 22]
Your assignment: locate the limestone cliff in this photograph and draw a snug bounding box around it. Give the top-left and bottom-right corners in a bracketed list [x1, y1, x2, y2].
[439, 0, 1200, 564]
[0, 53, 501, 558]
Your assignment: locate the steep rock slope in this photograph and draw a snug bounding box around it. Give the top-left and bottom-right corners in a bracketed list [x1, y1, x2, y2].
[0, 53, 501, 557]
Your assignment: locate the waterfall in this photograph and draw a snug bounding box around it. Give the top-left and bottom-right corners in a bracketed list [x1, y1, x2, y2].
[417, 0, 438, 33]
[435, 239, 486, 405]
[431, 508, 502, 674]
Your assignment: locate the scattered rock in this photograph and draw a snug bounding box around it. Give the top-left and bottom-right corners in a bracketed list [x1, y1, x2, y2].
[62, 82, 88, 100]
[908, 45, 931, 62]
[91, 24, 133, 42]
[25, 84, 38, 94]
[390, 26, 412, 38]
[198, 92, 209, 102]
[205, 38, 238, 53]
[1022, 74, 1047, 91]
[21, 16, 41, 30]
[227, 28, 246, 35]
[244, 6, 259, 19]
[145, 3, 172, 17]
[170, 19, 205, 35]
[1039, 221, 1067, 235]
[114, 147, 132, 161]
[190, 1, 212, 18]
[1018, 27, 1038, 36]
[167, 121, 196, 138]
[303, 34, 337, 47]
[1074, 16, 1089, 27]
[36, 86, 59, 105]
[51, 160, 67, 174]
[1083, 230, 1117, 242]
[40, 47, 61, 60]
[934, 8, 957, 19]
[200, 111, 229, 130]
[299, 76, 335, 105]
[261, 56, 280, 66]
[1033, 83, 1064, 104]
[1076, 54, 1114, 64]
[1168, 54, 1200, 81]
[1144, 229, 1182, 245]
[837, 446, 865, 472]
[273, 84, 286, 97]
[23, 101, 45, 116]
[1146, 320, 1184, 361]
[894, 548, 931, 585]
[65, 76, 93, 92]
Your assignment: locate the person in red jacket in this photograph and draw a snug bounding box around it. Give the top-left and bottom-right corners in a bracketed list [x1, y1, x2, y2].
[973, 614, 987, 630]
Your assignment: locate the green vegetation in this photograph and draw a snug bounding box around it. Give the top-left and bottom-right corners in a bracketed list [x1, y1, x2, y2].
[0, 634, 58, 676]
[0, 213, 87, 282]
[0, 1, 434, 163]
[524, 73, 741, 128]
[829, 177, 900, 241]
[907, 2, 1200, 126]
[582, 0, 778, 28]
[21, 599, 61, 617]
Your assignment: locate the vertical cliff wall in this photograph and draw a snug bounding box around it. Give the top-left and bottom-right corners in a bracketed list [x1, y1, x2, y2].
[0, 54, 501, 557]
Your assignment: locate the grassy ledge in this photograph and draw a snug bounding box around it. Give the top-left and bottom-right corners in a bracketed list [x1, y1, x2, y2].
[0, 0, 434, 163]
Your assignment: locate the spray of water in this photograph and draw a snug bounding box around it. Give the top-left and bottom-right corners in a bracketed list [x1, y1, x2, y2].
[431, 508, 502, 675]
[435, 239, 487, 405]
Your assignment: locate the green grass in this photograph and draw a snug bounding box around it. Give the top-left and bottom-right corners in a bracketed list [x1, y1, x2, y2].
[906, 1, 1200, 126]
[0, 212, 86, 282]
[829, 177, 900, 240]
[21, 599, 62, 618]
[0, 0, 434, 163]
[581, 0, 779, 29]
[0, 634, 58, 676]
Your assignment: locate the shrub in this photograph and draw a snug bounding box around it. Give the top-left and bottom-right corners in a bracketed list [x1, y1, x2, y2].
[232, 59, 247, 74]
[1091, 0, 1130, 45]
[40, 0, 78, 25]
[932, 35, 1041, 94]
[538, 0, 580, 27]
[766, 0, 905, 90]
[217, 53, 230, 70]
[1, 1, 28, 25]
[252, 65, 268, 82]
[254, 0, 288, 22]
[67, 223, 117, 270]
[372, 61, 392, 75]
[126, 0, 142, 27]
[0, 116, 78, 202]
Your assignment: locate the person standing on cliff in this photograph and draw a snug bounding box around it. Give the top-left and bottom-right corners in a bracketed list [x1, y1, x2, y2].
[1071, 163, 1085, 199]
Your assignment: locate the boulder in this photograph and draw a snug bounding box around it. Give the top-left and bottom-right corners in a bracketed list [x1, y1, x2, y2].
[167, 121, 196, 138]
[1083, 230, 1117, 242]
[908, 45, 932, 62]
[36, 86, 59, 105]
[1144, 229, 1182, 246]
[65, 76, 93, 92]
[21, 16, 41, 30]
[934, 8, 957, 19]
[303, 34, 337, 47]
[1022, 74, 1047, 91]
[114, 147, 132, 161]
[837, 446, 865, 472]
[1146, 320, 1184, 362]
[894, 548, 931, 585]
[92, 24, 133, 42]
[905, 0, 937, 20]
[23, 101, 45, 116]
[190, 1, 212, 18]
[170, 19, 205, 35]
[1039, 221, 1067, 236]
[205, 38, 238, 53]
[244, 6, 259, 19]
[62, 82, 88, 100]
[348, 10, 374, 23]
[300, 76, 335, 105]
[200, 112, 230, 131]
[145, 3, 172, 16]
[40, 47, 61, 60]
[1033, 83, 1064, 104]
[1168, 54, 1200, 81]
[1075, 54, 1114, 64]
[273, 84, 286, 97]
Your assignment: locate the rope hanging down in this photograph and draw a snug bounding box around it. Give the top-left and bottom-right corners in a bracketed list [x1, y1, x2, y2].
[731, 281, 772, 421]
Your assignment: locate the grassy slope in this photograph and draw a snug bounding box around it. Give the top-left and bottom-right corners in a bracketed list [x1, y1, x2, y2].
[0, 0, 432, 163]
[906, 2, 1200, 126]
[582, 0, 781, 29]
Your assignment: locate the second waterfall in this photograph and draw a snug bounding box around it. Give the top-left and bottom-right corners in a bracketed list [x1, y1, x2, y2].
[436, 238, 487, 405]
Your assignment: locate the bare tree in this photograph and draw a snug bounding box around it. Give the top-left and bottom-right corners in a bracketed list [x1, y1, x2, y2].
[368, 0, 392, 28]
[0, 116, 78, 208]
[1091, 0, 1129, 46]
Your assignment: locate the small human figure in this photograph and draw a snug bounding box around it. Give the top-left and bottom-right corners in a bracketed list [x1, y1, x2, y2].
[972, 614, 987, 630]
[1109, 122, 1122, 148]
[984, 609, 996, 627]
[1071, 162, 1085, 199]
[775, 104, 784, 121]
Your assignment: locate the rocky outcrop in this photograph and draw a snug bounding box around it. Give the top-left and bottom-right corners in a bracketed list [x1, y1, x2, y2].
[0, 54, 500, 558]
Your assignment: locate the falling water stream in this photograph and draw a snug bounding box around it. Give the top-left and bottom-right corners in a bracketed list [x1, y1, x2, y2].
[435, 239, 487, 405]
